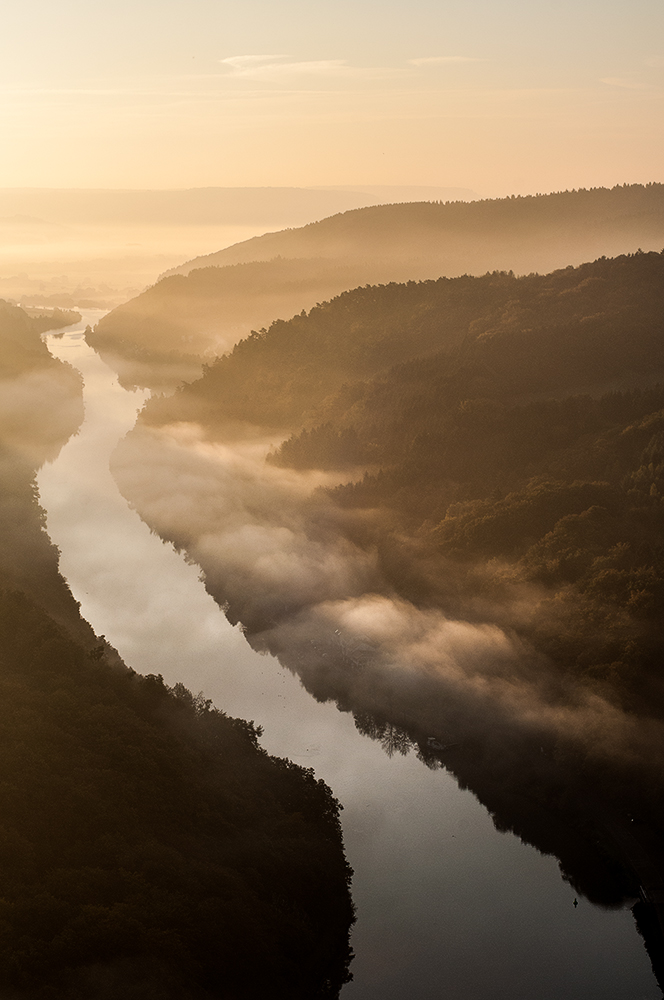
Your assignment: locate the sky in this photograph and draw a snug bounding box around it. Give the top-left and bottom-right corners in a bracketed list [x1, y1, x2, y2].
[0, 0, 662, 195]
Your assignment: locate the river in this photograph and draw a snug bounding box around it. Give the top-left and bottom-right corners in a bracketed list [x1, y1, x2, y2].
[37, 312, 660, 999]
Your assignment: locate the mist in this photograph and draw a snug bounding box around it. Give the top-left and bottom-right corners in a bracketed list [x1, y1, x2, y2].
[0, 185, 473, 312]
[2, 0, 664, 991]
[112, 416, 664, 786]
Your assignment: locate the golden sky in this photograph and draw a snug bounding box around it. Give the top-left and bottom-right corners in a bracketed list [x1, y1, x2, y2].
[1, 0, 662, 195]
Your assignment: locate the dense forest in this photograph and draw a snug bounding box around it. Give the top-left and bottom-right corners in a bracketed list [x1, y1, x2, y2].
[0, 303, 355, 997]
[135, 251, 664, 697]
[130, 250, 664, 704]
[0, 594, 354, 999]
[114, 252, 664, 978]
[89, 184, 664, 390]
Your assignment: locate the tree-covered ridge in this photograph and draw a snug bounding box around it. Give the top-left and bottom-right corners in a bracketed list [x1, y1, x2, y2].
[135, 251, 664, 698]
[145, 251, 664, 435]
[92, 257, 369, 359]
[263, 253, 664, 693]
[141, 270, 524, 431]
[0, 300, 79, 379]
[0, 589, 353, 999]
[116, 253, 664, 984]
[0, 300, 87, 638]
[90, 184, 664, 390]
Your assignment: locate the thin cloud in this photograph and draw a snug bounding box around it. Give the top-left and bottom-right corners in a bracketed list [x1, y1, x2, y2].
[409, 56, 482, 66]
[599, 76, 651, 90]
[220, 55, 288, 70]
[219, 55, 403, 82]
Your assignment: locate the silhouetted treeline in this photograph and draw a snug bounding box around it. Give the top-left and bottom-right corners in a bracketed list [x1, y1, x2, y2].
[24, 307, 81, 333]
[167, 183, 664, 276]
[0, 299, 89, 640]
[91, 184, 664, 389]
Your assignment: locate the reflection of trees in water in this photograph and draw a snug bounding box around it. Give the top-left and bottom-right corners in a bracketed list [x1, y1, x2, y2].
[354, 712, 413, 758]
[246, 621, 664, 990]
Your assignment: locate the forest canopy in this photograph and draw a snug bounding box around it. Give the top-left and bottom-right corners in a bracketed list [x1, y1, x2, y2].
[136, 250, 664, 712]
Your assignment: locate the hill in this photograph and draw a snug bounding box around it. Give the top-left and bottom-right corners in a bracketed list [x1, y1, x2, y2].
[140, 251, 664, 437]
[0, 300, 91, 642]
[112, 253, 664, 957]
[116, 249, 664, 750]
[89, 184, 664, 390]
[165, 183, 664, 277]
[0, 304, 355, 997]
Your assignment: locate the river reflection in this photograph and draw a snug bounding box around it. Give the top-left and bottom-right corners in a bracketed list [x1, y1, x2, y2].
[37, 315, 660, 999]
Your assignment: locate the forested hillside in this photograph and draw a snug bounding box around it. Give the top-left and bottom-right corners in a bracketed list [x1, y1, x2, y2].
[114, 253, 664, 960]
[0, 593, 354, 999]
[90, 185, 664, 390]
[0, 304, 355, 997]
[144, 251, 664, 440]
[0, 300, 91, 641]
[172, 250, 664, 698]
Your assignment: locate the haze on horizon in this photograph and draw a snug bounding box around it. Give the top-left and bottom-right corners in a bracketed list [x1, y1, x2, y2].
[1, 0, 662, 197]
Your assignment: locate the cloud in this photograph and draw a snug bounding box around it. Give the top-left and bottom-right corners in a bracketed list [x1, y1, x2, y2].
[409, 56, 481, 66]
[219, 55, 288, 71]
[599, 76, 651, 90]
[219, 55, 403, 82]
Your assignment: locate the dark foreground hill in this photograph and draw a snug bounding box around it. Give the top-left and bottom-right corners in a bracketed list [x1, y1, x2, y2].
[0, 304, 354, 997]
[113, 252, 664, 985]
[0, 300, 91, 643]
[89, 184, 664, 390]
[0, 594, 354, 999]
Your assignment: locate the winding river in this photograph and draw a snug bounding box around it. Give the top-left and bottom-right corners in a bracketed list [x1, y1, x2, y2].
[37, 313, 660, 999]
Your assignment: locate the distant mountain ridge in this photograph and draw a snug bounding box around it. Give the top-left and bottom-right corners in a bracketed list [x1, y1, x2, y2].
[162, 183, 664, 277]
[89, 184, 664, 391]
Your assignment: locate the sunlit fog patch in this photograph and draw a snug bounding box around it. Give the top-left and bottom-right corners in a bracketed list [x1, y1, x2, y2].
[112, 414, 664, 777]
[265, 591, 664, 773]
[113, 421, 382, 608]
[326, 593, 513, 664]
[280, 593, 541, 705]
[128, 420, 374, 524]
[197, 522, 377, 608]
